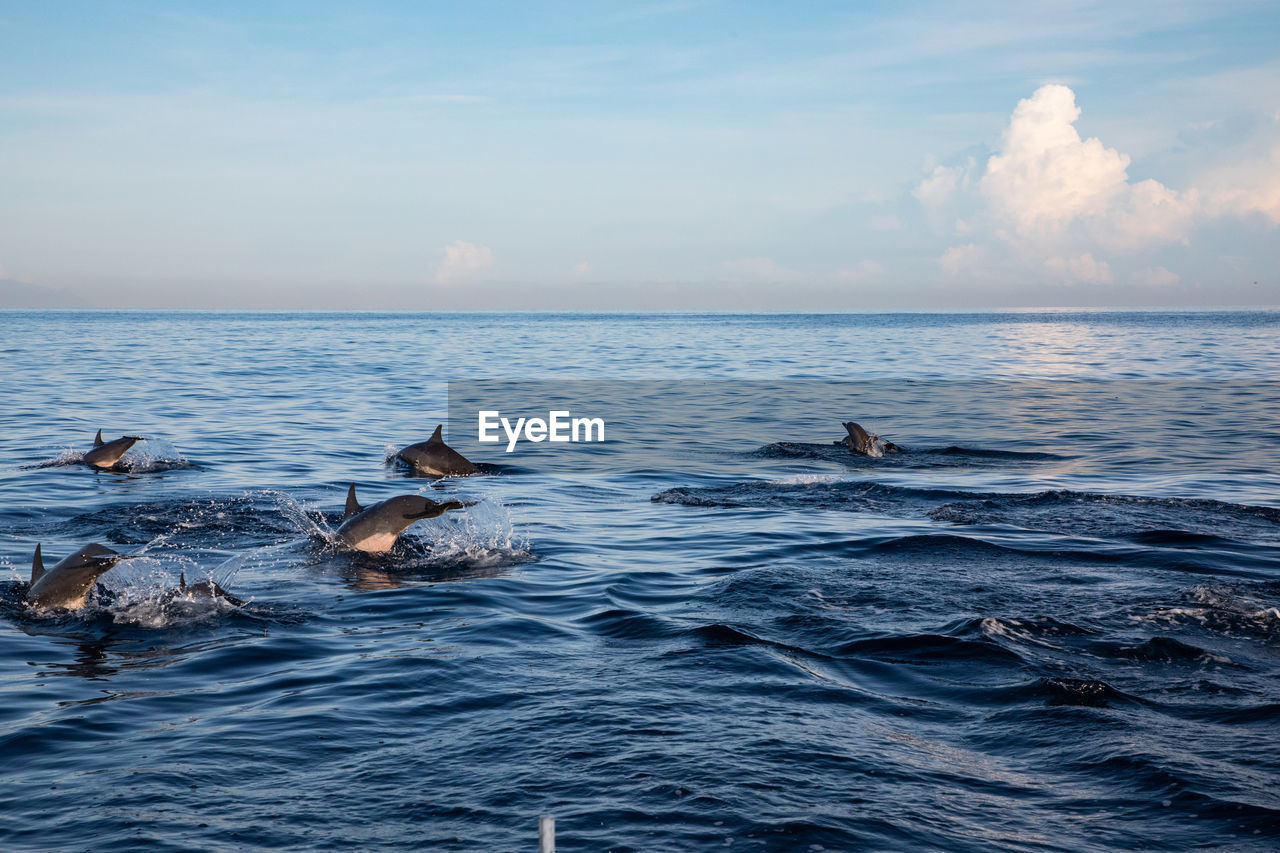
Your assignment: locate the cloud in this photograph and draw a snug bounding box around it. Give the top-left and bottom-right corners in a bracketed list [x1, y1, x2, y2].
[1205, 141, 1280, 224]
[939, 243, 987, 277]
[929, 83, 1280, 287]
[834, 260, 884, 283]
[980, 84, 1197, 250]
[914, 164, 966, 208]
[1045, 252, 1112, 284]
[1133, 266, 1180, 288]
[723, 257, 797, 282]
[435, 240, 494, 284]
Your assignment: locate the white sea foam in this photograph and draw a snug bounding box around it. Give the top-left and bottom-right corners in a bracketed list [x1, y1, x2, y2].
[1135, 585, 1280, 635]
[765, 474, 849, 486]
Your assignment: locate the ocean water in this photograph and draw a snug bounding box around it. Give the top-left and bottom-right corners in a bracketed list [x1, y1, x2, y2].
[0, 310, 1278, 852]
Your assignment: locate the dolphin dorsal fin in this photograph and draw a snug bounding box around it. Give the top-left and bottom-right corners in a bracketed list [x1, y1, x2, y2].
[429, 424, 444, 443]
[344, 484, 364, 520]
[179, 572, 187, 590]
[31, 544, 45, 584]
[93, 429, 104, 447]
[842, 421, 870, 453]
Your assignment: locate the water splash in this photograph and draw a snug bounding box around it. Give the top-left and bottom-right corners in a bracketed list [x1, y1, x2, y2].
[266, 489, 336, 541]
[115, 437, 192, 473]
[422, 497, 530, 567]
[20, 446, 83, 469]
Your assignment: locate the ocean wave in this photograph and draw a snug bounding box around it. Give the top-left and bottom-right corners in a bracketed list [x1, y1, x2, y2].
[1136, 584, 1280, 640]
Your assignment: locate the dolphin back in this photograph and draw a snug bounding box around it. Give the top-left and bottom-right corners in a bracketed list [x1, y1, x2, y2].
[83, 434, 141, 469]
[397, 425, 478, 477]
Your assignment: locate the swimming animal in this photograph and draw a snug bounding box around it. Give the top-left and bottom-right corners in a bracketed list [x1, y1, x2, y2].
[26, 543, 130, 609]
[838, 421, 903, 457]
[83, 429, 144, 470]
[168, 572, 244, 607]
[395, 425, 478, 478]
[334, 484, 472, 553]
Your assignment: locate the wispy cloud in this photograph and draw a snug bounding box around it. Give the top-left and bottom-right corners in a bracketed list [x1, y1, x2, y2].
[722, 257, 798, 283]
[435, 240, 494, 284]
[834, 260, 884, 283]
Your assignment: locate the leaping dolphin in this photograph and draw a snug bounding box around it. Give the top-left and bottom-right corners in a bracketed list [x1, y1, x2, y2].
[395, 425, 478, 478]
[83, 429, 144, 470]
[839, 422, 903, 457]
[26, 542, 132, 609]
[335, 484, 472, 553]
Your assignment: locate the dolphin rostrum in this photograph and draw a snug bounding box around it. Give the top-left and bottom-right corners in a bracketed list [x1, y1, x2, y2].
[334, 484, 472, 553]
[26, 542, 131, 609]
[395, 425, 478, 478]
[839, 422, 903, 457]
[83, 429, 145, 470]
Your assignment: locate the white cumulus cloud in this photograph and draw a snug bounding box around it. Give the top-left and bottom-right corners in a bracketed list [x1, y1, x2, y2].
[939, 243, 987, 277]
[435, 240, 494, 284]
[1133, 266, 1180, 288]
[1045, 252, 1113, 284]
[979, 84, 1197, 251]
[914, 163, 966, 208]
[928, 83, 1280, 287]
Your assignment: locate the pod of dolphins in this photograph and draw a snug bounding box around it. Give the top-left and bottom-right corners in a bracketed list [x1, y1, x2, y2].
[16, 420, 898, 611]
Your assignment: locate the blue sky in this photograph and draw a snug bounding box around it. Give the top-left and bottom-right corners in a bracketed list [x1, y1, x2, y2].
[1, 1, 1277, 309]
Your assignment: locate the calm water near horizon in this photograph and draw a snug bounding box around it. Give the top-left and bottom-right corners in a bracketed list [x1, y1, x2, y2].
[1, 311, 1278, 851]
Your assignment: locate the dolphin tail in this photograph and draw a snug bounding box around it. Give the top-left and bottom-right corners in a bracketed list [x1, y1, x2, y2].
[344, 484, 364, 520]
[428, 424, 444, 444]
[93, 429, 104, 447]
[31, 544, 45, 584]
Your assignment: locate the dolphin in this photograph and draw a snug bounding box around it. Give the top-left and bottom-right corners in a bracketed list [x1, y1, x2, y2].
[395, 425, 478, 478]
[334, 484, 472, 553]
[83, 429, 145, 470]
[838, 421, 903, 457]
[26, 542, 131, 609]
[167, 572, 244, 607]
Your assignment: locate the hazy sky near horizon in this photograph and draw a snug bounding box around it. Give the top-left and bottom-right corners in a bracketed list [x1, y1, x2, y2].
[1, 1, 1278, 310]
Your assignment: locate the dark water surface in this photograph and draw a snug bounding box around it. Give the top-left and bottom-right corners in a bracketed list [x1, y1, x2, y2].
[1, 311, 1278, 851]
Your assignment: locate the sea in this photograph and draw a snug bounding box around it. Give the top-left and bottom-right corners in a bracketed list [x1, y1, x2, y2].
[0, 311, 1277, 852]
